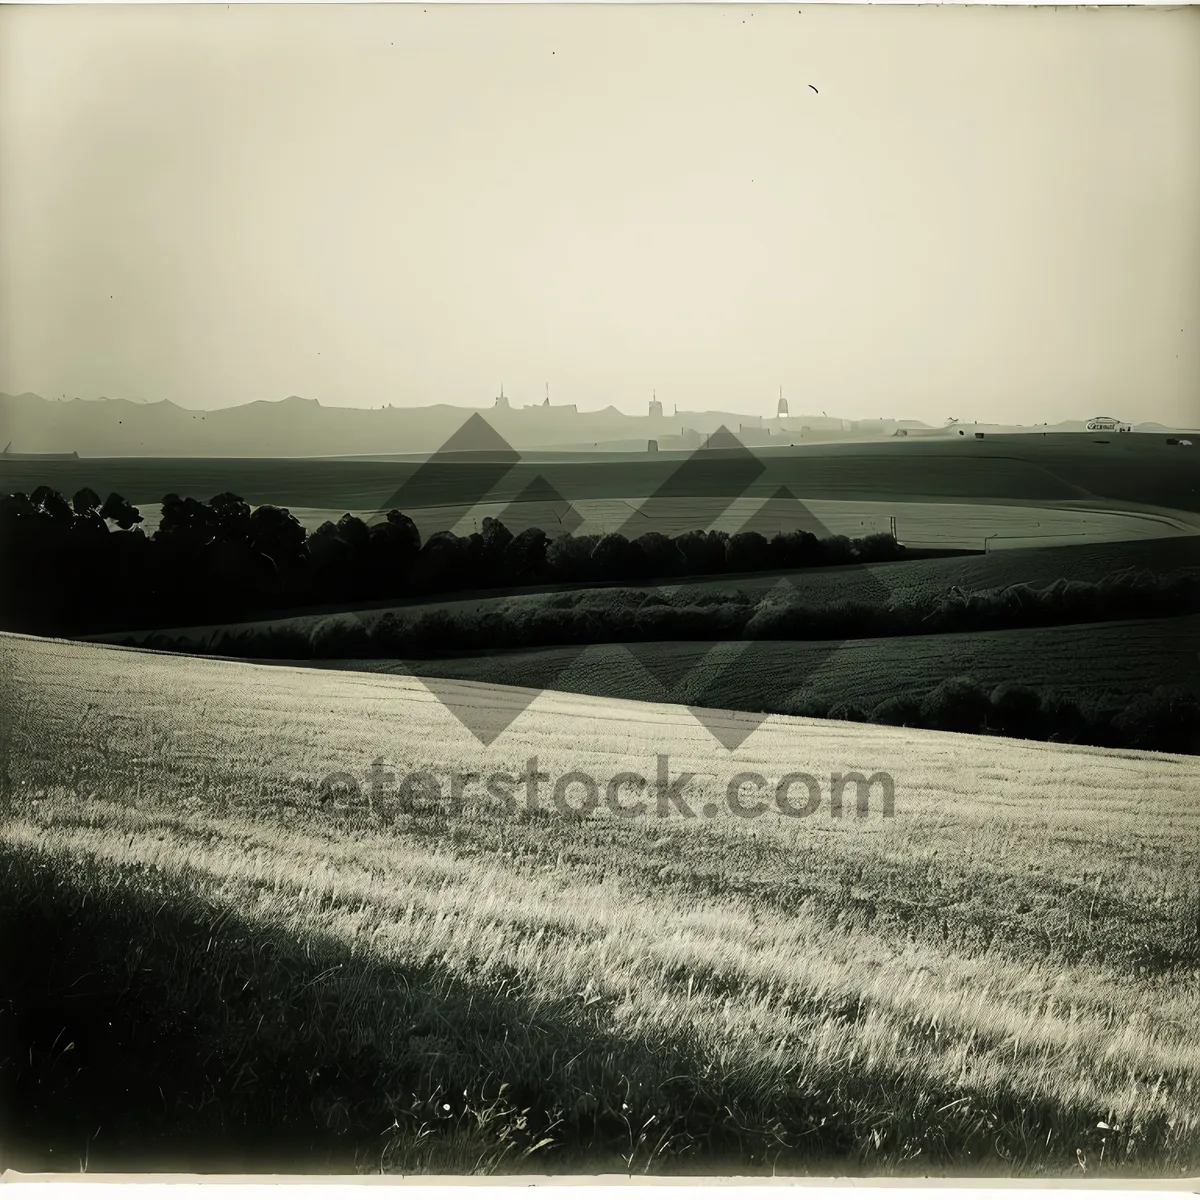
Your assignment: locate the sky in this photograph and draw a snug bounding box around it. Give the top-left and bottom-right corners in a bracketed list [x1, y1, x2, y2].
[1, 3, 1198, 427]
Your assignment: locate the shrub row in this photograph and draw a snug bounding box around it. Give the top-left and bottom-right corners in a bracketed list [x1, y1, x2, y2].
[792, 677, 1200, 756]
[110, 597, 1200, 756]
[744, 567, 1200, 638]
[114, 564, 1200, 662]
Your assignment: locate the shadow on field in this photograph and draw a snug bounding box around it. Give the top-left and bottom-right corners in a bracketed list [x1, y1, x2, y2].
[0, 841, 1182, 1176]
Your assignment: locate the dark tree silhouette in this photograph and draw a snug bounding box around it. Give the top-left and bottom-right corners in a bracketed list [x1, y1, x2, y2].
[675, 529, 729, 575]
[336, 513, 371, 553]
[366, 511, 421, 595]
[818, 534, 854, 566]
[503, 527, 549, 584]
[480, 516, 513, 557]
[30, 486, 73, 526]
[547, 533, 598, 581]
[869, 696, 924, 727]
[157, 494, 217, 545]
[418, 529, 471, 592]
[635, 531, 686, 578]
[591, 533, 642, 581]
[248, 505, 307, 573]
[2, 482, 928, 637]
[987, 683, 1044, 739]
[920, 676, 989, 734]
[1113, 686, 1200, 754]
[209, 492, 253, 543]
[71, 487, 102, 517]
[382, 510, 420, 555]
[771, 529, 821, 570]
[853, 532, 904, 562]
[726, 530, 772, 573]
[99, 493, 144, 530]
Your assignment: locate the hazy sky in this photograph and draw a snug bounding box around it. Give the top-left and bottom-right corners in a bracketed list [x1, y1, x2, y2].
[1, 4, 1198, 426]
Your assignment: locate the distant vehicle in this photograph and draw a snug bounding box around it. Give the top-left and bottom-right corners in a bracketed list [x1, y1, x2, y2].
[975, 431, 985, 439]
[1167, 437, 1193, 446]
[1085, 416, 1122, 432]
[892, 428, 908, 437]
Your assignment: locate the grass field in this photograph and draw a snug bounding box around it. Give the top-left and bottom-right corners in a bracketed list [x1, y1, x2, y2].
[117, 496, 1197, 551]
[314, 614, 1200, 718]
[2, 432, 1197, 514]
[3, 632, 1199, 1174]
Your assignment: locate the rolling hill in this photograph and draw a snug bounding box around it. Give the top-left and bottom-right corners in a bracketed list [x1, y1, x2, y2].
[3, 630, 1198, 1173]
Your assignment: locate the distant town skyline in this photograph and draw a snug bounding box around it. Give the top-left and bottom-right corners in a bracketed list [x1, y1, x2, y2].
[5, 387, 1179, 437]
[1, 4, 1197, 430]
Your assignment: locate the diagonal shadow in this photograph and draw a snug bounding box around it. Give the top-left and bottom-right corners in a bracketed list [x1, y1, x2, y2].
[685, 482, 899, 749]
[496, 474, 585, 538]
[0, 840, 1124, 1175]
[370, 413, 522, 523]
[610, 461, 898, 750]
[360, 415, 539, 742]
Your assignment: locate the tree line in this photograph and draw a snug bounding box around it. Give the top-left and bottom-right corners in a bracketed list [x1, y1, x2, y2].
[0, 486, 907, 635]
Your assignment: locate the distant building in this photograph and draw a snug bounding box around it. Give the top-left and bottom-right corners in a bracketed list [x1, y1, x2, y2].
[662, 427, 702, 451]
[1085, 416, 1120, 432]
[777, 387, 788, 418]
[647, 439, 659, 453]
[649, 392, 663, 419]
[494, 384, 510, 409]
[737, 424, 771, 447]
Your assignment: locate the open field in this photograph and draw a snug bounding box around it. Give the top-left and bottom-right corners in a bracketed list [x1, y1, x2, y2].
[2, 632, 1199, 1173]
[2, 432, 1197, 516]
[312, 614, 1200, 718]
[115, 496, 1198, 551]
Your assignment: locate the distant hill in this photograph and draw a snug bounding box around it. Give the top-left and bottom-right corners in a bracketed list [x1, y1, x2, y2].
[0, 392, 1186, 459]
[0, 393, 929, 458]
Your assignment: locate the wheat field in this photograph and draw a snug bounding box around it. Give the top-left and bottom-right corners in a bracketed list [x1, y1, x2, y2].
[2, 631, 1198, 1174]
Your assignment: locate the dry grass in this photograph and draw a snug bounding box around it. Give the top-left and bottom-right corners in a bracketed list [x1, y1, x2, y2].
[2, 631, 1199, 1174]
